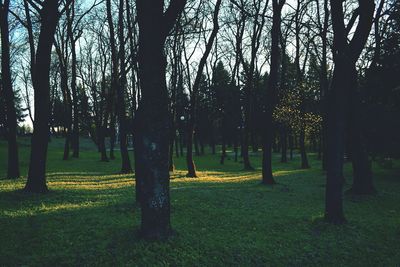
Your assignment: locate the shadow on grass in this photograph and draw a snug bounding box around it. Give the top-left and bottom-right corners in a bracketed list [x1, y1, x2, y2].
[0, 163, 399, 266]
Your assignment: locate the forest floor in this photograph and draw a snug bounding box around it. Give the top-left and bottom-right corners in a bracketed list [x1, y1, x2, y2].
[0, 137, 399, 266]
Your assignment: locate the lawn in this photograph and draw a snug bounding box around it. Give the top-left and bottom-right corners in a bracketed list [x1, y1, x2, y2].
[0, 137, 399, 266]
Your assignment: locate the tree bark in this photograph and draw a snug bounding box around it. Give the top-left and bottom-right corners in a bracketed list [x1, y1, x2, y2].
[66, 3, 80, 158]
[1, 0, 20, 179]
[220, 140, 227, 164]
[346, 0, 384, 195]
[320, 0, 329, 171]
[175, 134, 180, 158]
[54, 37, 72, 161]
[280, 126, 287, 163]
[169, 131, 175, 172]
[109, 114, 116, 160]
[325, 57, 350, 224]
[347, 90, 376, 194]
[325, 0, 374, 223]
[135, 0, 186, 240]
[185, 0, 222, 177]
[25, 1, 60, 193]
[108, 0, 132, 173]
[261, 0, 285, 185]
[294, 0, 310, 170]
[299, 125, 310, 168]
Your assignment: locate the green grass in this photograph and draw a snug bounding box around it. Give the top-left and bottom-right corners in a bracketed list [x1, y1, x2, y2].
[0, 137, 399, 266]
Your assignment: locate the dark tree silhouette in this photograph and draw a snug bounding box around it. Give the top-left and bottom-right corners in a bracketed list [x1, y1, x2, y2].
[261, 0, 285, 185]
[66, 2, 80, 158]
[345, 0, 386, 196]
[24, 0, 71, 193]
[135, 0, 186, 239]
[106, 0, 132, 173]
[185, 0, 222, 178]
[0, 0, 20, 179]
[325, 0, 375, 223]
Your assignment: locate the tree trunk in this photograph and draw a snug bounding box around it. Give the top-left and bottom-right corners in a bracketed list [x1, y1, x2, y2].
[55, 40, 72, 161]
[261, 0, 284, 185]
[289, 131, 294, 160]
[220, 140, 226, 165]
[25, 1, 59, 193]
[169, 134, 175, 172]
[251, 132, 258, 153]
[299, 125, 310, 169]
[194, 131, 200, 156]
[199, 137, 205, 155]
[318, 132, 322, 160]
[109, 0, 132, 173]
[242, 126, 253, 170]
[66, 3, 79, 158]
[169, 117, 175, 172]
[325, 0, 374, 223]
[186, 123, 197, 177]
[185, 0, 221, 177]
[320, 0, 329, 171]
[210, 138, 216, 155]
[0, 0, 20, 179]
[63, 134, 71, 160]
[234, 130, 239, 162]
[99, 126, 109, 162]
[324, 57, 349, 224]
[242, 103, 253, 170]
[347, 92, 376, 194]
[135, 0, 185, 239]
[280, 126, 287, 163]
[179, 132, 184, 156]
[109, 115, 116, 160]
[272, 131, 279, 153]
[175, 134, 180, 157]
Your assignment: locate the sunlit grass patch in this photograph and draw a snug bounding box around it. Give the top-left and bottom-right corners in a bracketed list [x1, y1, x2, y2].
[0, 137, 399, 266]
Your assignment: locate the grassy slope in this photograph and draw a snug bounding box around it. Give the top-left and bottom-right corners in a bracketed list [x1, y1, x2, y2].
[0, 137, 399, 266]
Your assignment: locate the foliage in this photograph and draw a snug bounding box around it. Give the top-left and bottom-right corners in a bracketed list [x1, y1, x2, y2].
[274, 89, 322, 135]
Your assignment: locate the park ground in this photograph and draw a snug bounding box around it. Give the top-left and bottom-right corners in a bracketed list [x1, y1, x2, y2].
[0, 137, 399, 266]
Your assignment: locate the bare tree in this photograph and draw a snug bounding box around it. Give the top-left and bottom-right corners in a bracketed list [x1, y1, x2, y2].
[24, 0, 72, 193]
[0, 0, 20, 179]
[185, 0, 223, 178]
[104, 0, 133, 173]
[262, 0, 285, 185]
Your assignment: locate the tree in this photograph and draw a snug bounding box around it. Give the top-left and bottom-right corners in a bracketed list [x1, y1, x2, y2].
[345, 0, 387, 196]
[185, 0, 222, 178]
[293, 0, 311, 169]
[66, 1, 80, 158]
[54, 27, 73, 160]
[325, 0, 375, 223]
[24, 0, 72, 193]
[106, 0, 132, 173]
[135, 0, 186, 239]
[231, 0, 269, 170]
[211, 61, 232, 164]
[314, 0, 330, 171]
[0, 0, 20, 179]
[261, 0, 285, 185]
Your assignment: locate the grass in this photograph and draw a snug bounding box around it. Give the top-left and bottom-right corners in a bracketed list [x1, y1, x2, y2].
[0, 137, 399, 266]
